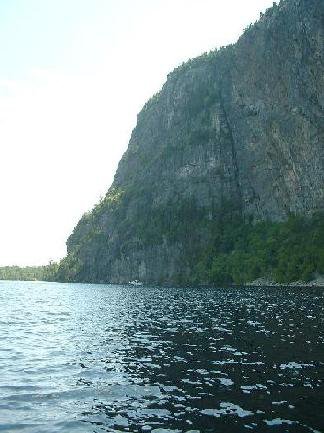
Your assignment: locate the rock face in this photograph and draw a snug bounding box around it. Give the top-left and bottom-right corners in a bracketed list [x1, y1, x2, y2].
[61, 0, 324, 284]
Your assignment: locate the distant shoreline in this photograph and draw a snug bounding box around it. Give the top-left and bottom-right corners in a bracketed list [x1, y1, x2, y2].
[244, 276, 324, 289]
[1, 278, 324, 290]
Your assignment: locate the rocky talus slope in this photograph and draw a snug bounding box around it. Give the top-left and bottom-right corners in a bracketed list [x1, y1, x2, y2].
[58, 0, 324, 285]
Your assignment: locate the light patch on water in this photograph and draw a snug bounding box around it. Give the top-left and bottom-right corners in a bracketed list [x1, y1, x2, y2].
[201, 402, 253, 418]
[265, 418, 295, 426]
[220, 345, 248, 356]
[213, 360, 265, 366]
[272, 400, 288, 405]
[213, 326, 232, 333]
[217, 377, 234, 386]
[241, 384, 267, 393]
[127, 408, 171, 420]
[151, 429, 182, 433]
[181, 379, 202, 385]
[247, 320, 261, 326]
[213, 359, 237, 365]
[279, 362, 315, 369]
[174, 356, 186, 362]
[196, 369, 209, 375]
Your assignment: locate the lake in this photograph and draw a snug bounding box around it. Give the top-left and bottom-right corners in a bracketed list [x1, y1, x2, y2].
[0, 281, 323, 433]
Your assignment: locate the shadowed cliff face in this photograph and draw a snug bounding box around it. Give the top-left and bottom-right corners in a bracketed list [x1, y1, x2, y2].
[60, 0, 324, 284]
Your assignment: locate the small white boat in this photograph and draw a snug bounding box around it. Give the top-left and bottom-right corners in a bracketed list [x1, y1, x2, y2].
[128, 280, 143, 286]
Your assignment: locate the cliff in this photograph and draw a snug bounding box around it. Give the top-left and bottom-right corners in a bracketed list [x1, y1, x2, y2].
[58, 0, 324, 285]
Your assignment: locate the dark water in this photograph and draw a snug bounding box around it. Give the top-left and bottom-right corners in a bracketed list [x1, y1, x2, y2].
[0, 281, 323, 433]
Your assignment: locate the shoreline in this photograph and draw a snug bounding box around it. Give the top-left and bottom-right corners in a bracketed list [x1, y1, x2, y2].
[244, 277, 324, 289]
[1, 278, 324, 290]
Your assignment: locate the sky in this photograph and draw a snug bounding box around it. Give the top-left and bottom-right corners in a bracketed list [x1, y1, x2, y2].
[0, 0, 275, 266]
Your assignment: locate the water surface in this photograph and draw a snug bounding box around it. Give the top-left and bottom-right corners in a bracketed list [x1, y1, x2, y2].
[0, 281, 323, 432]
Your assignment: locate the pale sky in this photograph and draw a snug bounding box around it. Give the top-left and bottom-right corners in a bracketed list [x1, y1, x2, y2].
[0, 0, 275, 266]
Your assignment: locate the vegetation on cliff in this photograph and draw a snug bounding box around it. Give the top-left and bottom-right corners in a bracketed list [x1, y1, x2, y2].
[193, 213, 324, 286]
[55, 192, 324, 285]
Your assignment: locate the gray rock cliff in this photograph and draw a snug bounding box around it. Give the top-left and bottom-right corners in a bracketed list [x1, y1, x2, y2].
[59, 0, 324, 284]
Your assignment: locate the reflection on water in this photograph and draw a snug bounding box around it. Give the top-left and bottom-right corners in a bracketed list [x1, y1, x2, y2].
[0, 281, 323, 432]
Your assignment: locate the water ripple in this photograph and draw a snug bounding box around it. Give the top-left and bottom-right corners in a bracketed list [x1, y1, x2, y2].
[0, 281, 323, 432]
